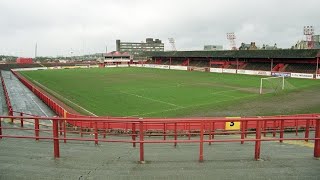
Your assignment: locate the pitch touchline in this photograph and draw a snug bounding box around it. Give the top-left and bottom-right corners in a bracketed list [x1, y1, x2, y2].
[33, 80, 98, 116]
[22, 74, 97, 116]
[120, 91, 183, 108]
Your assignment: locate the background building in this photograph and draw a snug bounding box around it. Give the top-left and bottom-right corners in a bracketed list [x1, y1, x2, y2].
[292, 35, 320, 49]
[204, 45, 223, 51]
[261, 43, 278, 50]
[116, 38, 164, 55]
[239, 42, 258, 50]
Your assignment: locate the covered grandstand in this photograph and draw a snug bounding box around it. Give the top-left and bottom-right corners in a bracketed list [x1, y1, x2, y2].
[140, 49, 320, 74]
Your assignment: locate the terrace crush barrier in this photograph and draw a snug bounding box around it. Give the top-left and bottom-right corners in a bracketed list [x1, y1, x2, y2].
[0, 115, 320, 162]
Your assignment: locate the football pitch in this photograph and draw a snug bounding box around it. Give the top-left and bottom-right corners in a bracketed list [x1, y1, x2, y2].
[20, 67, 320, 117]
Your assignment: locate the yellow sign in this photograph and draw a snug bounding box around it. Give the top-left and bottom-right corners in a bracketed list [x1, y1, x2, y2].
[225, 117, 241, 130]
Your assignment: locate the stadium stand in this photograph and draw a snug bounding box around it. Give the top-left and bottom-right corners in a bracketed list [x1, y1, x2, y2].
[245, 62, 271, 71]
[285, 64, 317, 73]
[140, 49, 320, 74]
[0, 63, 42, 70]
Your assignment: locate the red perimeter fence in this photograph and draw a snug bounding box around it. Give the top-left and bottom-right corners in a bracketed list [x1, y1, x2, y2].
[0, 115, 320, 162]
[0, 70, 320, 162]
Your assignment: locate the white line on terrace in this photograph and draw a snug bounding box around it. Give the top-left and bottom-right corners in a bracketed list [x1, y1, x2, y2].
[28, 94, 49, 117]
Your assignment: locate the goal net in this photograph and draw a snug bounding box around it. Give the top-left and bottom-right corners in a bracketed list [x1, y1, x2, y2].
[259, 76, 285, 94]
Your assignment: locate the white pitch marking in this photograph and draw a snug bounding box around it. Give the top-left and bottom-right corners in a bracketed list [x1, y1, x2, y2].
[210, 89, 240, 95]
[22, 73, 97, 116]
[120, 91, 183, 108]
[34, 80, 98, 117]
[130, 94, 257, 117]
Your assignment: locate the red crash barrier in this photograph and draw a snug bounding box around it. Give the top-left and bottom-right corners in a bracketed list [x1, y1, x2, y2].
[0, 115, 319, 162]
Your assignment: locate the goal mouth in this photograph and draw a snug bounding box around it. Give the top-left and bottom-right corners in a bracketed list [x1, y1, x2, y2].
[259, 76, 285, 94]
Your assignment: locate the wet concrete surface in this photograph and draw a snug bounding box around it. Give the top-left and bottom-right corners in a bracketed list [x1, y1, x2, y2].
[0, 75, 7, 115]
[1, 70, 56, 118]
[0, 121, 319, 180]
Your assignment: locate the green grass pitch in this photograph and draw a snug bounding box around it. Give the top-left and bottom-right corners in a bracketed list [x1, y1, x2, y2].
[20, 67, 320, 117]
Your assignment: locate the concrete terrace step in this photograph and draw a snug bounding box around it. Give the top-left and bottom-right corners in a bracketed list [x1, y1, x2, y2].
[1, 70, 56, 119]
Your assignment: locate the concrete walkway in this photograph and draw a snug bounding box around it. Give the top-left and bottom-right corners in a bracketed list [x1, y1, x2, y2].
[1, 71, 56, 118]
[0, 121, 319, 180]
[0, 75, 7, 115]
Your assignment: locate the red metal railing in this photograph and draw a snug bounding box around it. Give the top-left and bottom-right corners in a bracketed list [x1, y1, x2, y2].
[1, 73, 13, 119]
[0, 115, 319, 162]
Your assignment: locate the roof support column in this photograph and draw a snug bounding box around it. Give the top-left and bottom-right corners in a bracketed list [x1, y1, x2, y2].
[270, 58, 273, 72]
[316, 57, 319, 75]
[236, 58, 239, 74]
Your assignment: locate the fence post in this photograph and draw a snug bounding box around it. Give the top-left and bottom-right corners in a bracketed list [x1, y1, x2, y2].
[59, 120, 63, 136]
[174, 122, 177, 147]
[199, 121, 204, 162]
[280, 119, 284, 143]
[244, 121, 248, 138]
[0, 118, 2, 139]
[163, 123, 166, 140]
[80, 121, 83, 137]
[103, 122, 106, 139]
[295, 120, 298, 136]
[139, 121, 144, 163]
[94, 121, 98, 145]
[314, 118, 320, 158]
[272, 120, 276, 137]
[35, 118, 39, 141]
[305, 120, 310, 142]
[63, 120, 67, 143]
[263, 120, 267, 137]
[255, 120, 262, 160]
[188, 122, 191, 140]
[132, 123, 136, 147]
[9, 109, 13, 123]
[52, 119, 60, 158]
[212, 122, 215, 142]
[209, 121, 212, 145]
[241, 121, 245, 144]
[20, 112, 24, 127]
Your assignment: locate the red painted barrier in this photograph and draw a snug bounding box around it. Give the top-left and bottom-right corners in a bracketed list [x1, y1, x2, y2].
[1, 74, 13, 119]
[0, 115, 319, 162]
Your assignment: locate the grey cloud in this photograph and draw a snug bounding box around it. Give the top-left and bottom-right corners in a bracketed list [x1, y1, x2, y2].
[0, 0, 319, 57]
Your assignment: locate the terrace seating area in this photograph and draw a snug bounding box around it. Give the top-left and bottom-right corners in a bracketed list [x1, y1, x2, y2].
[285, 64, 317, 73]
[0, 63, 42, 70]
[189, 61, 208, 67]
[244, 62, 271, 71]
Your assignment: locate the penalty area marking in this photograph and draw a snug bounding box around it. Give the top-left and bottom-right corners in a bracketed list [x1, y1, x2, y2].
[128, 94, 257, 117]
[120, 91, 183, 108]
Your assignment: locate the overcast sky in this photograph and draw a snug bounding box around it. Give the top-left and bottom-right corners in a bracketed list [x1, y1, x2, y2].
[0, 0, 319, 57]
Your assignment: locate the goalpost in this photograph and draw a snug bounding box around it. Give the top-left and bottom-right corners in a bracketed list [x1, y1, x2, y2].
[259, 76, 285, 94]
